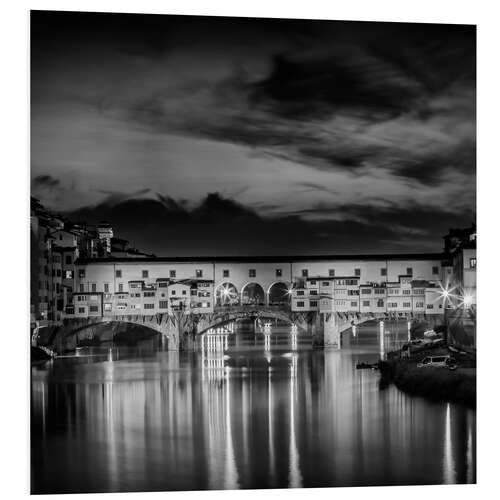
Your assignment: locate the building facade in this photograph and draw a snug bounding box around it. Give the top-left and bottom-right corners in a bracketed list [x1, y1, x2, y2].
[67, 254, 447, 319]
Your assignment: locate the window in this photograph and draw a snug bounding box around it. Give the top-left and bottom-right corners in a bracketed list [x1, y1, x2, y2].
[322, 281, 330, 286]
[310, 300, 318, 307]
[104, 283, 109, 293]
[276, 268, 282, 277]
[296, 301, 305, 307]
[116, 269, 122, 278]
[354, 268, 361, 277]
[170, 270, 176, 278]
[470, 258, 476, 269]
[297, 291, 304, 296]
[361, 288, 371, 294]
[144, 303, 155, 310]
[159, 300, 168, 309]
[402, 289, 411, 295]
[380, 268, 387, 276]
[144, 291, 155, 297]
[89, 305, 99, 313]
[377, 299, 384, 307]
[182, 290, 187, 295]
[249, 269, 256, 278]
[363, 300, 370, 307]
[406, 267, 413, 276]
[432, 266, 439, 275]
[426, 304, 434, 309]
[104, 303, 112, 312]
[158, 281, 168, 287]
[346, 279, 358, 286]
[302, 269, 308, 277]
[223, 269, 229, 278]
[374, 288, 385, 295]
[78, 269, 85, 278]
[91, 283, 96, 292]
[348, 289, 359, 296]
[65, 255, 72, 265]
[65, 270, 73, 279]
[415, 302, 424, 308]
[78, 307, 85, 314]
[310, 290, 318, 295]
[116, 303, 127, 310]
[329, 269, 335, 277]
[196, 269, 203, 278]
[118, 283, 123, 292]
[171, 290, 176, 295]
[79, 283, 84, 292]
[131, 304, 141, 310]
[142, 270, 149, 278]
[403, 302, 411, 308]
[351, 301, 358, 307]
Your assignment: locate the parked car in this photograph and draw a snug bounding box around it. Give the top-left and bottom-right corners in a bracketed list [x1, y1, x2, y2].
[417, 355, 458, 370]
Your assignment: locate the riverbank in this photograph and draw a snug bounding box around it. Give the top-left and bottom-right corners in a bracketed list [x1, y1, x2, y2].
[379, 348, 476, 408]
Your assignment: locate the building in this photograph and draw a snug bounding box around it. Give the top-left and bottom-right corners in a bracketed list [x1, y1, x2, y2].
[443, 226, 476, 349]
[67, 253, 447, 319]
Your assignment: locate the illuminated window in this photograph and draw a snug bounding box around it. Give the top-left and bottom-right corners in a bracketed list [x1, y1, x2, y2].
[470, 258, 476, 268]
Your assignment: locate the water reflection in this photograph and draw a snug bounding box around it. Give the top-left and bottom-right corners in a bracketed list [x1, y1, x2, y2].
[31, 321, 475, 494]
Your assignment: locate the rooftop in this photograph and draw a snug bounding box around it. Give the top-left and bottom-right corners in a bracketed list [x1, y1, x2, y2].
[75, 252, 446, 265]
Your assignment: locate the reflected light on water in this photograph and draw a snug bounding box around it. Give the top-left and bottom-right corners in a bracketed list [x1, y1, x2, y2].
[31, 321, 475, 494]
[443, 403, 456, 484]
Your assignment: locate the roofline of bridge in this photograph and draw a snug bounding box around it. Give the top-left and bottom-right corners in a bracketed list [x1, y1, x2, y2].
[75, 252, 447, 265]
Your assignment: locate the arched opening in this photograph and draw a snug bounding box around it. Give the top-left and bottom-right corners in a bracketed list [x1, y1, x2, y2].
[215, 282, 240, 306]
[241, 283, 265, 306]
[268, 282, 291, 306]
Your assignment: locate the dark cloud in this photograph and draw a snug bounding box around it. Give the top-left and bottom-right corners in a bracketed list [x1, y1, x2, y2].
[31, 12, 476, 253]
[65, 192, 473, 256]
[33, 174, 60, 189]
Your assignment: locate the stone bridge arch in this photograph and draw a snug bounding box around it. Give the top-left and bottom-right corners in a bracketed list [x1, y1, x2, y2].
[195, 305, 307, 335]
[47, 313, 195, 353]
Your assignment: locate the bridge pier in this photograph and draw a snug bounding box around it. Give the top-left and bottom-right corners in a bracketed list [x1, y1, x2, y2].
[311, 313, 341, 349]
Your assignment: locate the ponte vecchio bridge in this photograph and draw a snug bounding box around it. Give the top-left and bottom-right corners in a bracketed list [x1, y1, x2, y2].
[41, 253, 448, 352]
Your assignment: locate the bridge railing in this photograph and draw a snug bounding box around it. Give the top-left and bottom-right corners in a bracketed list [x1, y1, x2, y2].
[213, 304, 291, 314]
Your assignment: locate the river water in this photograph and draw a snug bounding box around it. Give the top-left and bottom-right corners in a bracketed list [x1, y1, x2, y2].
[31, 321, 475, 494]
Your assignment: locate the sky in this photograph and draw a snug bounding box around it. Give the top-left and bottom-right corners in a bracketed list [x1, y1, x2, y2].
[31, 11, 476, 256]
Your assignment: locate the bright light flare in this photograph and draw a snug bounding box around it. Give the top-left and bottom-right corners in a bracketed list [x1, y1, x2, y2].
[463, 294, 473, 307]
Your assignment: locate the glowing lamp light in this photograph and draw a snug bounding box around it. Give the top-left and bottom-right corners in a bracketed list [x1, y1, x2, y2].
[463, 295, 473, 307]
